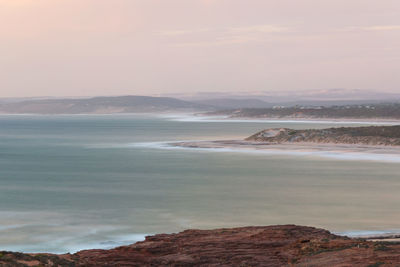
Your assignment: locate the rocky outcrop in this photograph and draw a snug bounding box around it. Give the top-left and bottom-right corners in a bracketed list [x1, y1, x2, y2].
[246, 126, 400, 146]
[2, 225, 400, 266]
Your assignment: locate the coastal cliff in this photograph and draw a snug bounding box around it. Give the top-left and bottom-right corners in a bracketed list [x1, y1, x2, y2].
[246, 125, 400, 146]
[2, 225, 400, 266]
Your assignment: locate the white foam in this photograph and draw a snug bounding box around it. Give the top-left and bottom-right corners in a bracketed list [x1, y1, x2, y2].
[129, 141, 400, 163]
[337, 230, 400, 237]
[0, 210, 148, 253]
[0, 233, 148, 254]
[57, 233, 147, 253]
[162, 114, 400, 125]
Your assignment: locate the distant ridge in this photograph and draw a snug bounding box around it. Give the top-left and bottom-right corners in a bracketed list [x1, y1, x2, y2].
[2, 92, 400, 114]
[194, 98, 272, 109]
[0, 95, 212, 114]
[208, 103, 400, 120]
[162, 89, 400, 106]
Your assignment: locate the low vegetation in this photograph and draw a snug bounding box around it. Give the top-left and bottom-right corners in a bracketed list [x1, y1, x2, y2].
[246, 126, 400, 146]
[209, 103, 400, 119]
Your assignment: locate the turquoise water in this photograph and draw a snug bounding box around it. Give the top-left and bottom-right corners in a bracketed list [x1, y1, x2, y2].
[1, 114, 400, 253]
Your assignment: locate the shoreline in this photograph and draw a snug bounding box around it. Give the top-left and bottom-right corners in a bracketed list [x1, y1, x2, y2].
[166, 140, 400, 163]
[1, 112, 400, 125]
[226, 115, 400, 123]
[169, 114, 400, 125]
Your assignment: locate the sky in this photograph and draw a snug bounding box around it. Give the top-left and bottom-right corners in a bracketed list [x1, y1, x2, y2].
[0, 0, 399, 97]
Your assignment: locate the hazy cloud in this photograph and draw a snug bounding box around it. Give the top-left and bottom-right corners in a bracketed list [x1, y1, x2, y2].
[159, 24, 289, 46]
[362, 25, 400, 31]
[228, 25, 289, 34]
[158, 28, 211, 36]
[340, 25, 400, 32]
[0, 0, 399, 97]
[173, 36, 257, 47]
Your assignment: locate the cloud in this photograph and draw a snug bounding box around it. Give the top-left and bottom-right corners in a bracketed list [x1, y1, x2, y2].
[159, 24, 288, 36]
[158, 28, 210, 36]
[228, 25, 289, 34]
[158, 30, 193, 36]
[173, 35, 257, 47]
[158, 24, 289, 47]
[341, 25, 400, 32]
[362, 25, 400, 31]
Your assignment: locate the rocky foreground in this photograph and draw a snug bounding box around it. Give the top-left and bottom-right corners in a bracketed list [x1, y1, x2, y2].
[2, 225, 400, 266]
[246, 125, 400, 146]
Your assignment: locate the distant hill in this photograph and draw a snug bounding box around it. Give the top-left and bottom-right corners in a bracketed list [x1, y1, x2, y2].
[161, 89, 400, 104]
[194, 98, 272, 109]
[207, 103, 400, 119]
[0, 95, 212, 114]
[3, 94, 400, 115]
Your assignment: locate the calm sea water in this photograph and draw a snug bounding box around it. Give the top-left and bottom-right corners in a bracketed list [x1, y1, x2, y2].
[1, 114, 400, 253]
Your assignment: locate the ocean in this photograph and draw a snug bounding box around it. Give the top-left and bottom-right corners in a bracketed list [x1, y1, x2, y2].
[1, 114, 400, 253]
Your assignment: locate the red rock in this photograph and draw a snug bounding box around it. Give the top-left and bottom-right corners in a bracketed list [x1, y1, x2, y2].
[3, 225, 400, 266]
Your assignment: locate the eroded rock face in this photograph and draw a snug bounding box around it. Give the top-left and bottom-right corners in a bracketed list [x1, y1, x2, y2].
[2, 225, 400, 266]
[246, 126, 400, 146]
[76, 225, 338, 266]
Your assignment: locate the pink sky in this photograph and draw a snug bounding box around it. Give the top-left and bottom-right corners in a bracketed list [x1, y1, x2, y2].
[0, 0, 399, 97]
